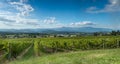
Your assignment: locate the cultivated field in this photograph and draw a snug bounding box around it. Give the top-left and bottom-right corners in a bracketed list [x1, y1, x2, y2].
[0, 36, 120, 64]
[10, 48, 120, 64]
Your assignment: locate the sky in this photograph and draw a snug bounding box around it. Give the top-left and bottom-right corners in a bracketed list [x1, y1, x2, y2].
[0, 0, 120, 29]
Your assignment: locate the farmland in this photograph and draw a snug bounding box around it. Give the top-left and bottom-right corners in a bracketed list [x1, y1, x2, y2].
[10, 48, 120, 64]
[0, 36, 120, 64]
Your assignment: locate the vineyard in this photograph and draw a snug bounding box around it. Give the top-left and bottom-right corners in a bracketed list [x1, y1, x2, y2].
[0, 36, 120, 63]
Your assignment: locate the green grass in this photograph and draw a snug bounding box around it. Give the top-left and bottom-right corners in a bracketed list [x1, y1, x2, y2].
[9, 48, 120, 64]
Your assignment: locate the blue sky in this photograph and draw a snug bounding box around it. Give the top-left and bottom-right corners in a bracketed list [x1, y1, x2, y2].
[0, 0, 120, 29]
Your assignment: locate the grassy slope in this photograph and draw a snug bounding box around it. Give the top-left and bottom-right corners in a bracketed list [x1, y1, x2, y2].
[9, 48, 120, 64]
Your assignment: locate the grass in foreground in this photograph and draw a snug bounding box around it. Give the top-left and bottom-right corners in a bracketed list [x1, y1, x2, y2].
[10, 48, 120, 64]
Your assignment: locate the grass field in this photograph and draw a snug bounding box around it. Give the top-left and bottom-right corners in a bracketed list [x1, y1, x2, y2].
[9, 48, 120, 64]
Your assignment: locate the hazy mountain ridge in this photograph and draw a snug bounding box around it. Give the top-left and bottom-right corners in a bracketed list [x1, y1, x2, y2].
[0, 27, 113, 33]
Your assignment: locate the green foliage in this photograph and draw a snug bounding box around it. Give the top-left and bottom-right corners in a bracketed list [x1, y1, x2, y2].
[0, 36, 120, 62]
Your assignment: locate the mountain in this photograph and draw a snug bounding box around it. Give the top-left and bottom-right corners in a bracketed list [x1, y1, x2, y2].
[0, 27, 113, 33]
[53, 27, 112, 32]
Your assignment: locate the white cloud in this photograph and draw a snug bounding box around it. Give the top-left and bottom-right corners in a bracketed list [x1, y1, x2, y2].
[43, 17, 56, 24]
[0, 11, 39, 26]
[70, 21, 96, 27]
[0, 0, 63, 29]
[10, 0, 34, 16]
[0, 0, 40, 28]
[86, 0, 120, 13]
[0, 10, 12, 15]
[0, 10, 59, 29]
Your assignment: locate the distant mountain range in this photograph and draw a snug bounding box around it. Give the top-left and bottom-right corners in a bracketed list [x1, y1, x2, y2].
[0, 27, 113, 33]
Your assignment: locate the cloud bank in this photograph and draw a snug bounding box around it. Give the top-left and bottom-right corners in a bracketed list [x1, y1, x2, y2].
[70, 21, 96, 27]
